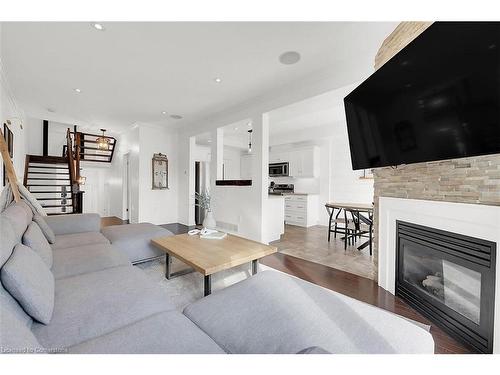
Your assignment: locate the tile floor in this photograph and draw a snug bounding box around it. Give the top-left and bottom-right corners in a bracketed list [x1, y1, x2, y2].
[271, 224, 376, 280]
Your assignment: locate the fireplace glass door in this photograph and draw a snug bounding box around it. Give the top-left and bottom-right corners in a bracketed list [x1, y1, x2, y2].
[402, 245, 481, 324]
[396, 220, 495, 353]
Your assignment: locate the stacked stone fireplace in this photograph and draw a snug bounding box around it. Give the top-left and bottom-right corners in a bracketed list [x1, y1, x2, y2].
[368, 20, 500, 354]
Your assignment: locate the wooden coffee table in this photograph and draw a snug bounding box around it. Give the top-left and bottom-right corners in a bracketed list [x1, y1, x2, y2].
[151, 233, 277, 296]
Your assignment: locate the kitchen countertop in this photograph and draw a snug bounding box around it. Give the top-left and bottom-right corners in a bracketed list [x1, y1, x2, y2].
[268, 194, 285, 199]
[268, 192, 318, 196]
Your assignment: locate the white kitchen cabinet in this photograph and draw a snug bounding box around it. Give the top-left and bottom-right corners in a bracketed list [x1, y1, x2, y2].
[289, 147, 319, 178]
[269, 151, 290, 164]
[284, 194, 318, 227]
[240, 154, 253, 179]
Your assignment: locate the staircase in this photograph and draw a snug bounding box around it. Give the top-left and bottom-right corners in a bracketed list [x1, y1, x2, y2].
[23, 128, 83, 215]
[23, 155, 81, 215]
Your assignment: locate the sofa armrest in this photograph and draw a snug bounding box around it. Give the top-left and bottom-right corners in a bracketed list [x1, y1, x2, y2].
[44, 213, 101, 235]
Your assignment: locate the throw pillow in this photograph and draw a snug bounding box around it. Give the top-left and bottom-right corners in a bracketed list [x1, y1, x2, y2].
[22, 222, 53, 268]
[33, 214, 56, 244]
[1, 244, 55, 325]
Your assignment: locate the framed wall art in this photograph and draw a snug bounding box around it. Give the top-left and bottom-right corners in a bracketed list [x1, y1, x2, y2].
[152, 153, 168, 189]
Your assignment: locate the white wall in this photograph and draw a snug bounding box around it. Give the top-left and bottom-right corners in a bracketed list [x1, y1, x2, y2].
[194, 144, 211, 162]
[222, 145, 242, 180]
[1, 45, 27, 190]
[136, 124, 179, 225]
[331, 121, 374, 204]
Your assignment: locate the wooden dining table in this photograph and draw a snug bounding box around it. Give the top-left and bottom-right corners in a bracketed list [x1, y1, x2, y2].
[325, 202, 374, 213]
[325, 202, 374, 253]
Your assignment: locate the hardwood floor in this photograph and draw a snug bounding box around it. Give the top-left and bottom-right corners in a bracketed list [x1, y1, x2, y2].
[271, 224, 376, 280]
[100, 216, 128, 227]
[100, 216, 472, 354]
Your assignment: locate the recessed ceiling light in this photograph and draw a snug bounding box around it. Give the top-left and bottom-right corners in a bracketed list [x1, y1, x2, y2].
[74, 88, 82, 93]
[247, 122, 252, 127]
[161, 111, 167, 115]
[234, 127, 239, 130]
[47, 108, 56, 113]
[170, 114, 183, 120]
[279, 51, 301, 65]
[91, 23, 105, 31]
[207, 140, 212, 143]
[214, 77, 222, 83]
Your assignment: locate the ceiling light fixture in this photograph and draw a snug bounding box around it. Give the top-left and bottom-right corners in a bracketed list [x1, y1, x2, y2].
[207, 140, 212, 143]
[279, 51, 301, 65]
[247, 129, 253, 153]
[96, 129, 111, 151]
[170, 114, 183, 120]
[161, 111, 167, 115]
[74, 88, 82, 93]
[92, 23, 105, 31]
[214, 77, 222, 83]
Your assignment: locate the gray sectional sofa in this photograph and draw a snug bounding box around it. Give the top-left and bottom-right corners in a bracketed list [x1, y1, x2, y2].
[0, 201, 435, 354]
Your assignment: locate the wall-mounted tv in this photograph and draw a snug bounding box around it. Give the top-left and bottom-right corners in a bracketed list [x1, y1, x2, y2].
[344, 22, 500, 170]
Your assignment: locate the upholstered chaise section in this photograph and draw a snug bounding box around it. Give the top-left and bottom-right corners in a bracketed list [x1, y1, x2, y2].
[68, 311, 225, 354]
[101, 223, 173, 263]
[32, 266, 175, 348]
[184, 271, 435, 354]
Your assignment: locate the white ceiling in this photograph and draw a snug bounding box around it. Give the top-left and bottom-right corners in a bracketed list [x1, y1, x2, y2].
[195, 82, 360, 148]
[1, 22, 396, 133]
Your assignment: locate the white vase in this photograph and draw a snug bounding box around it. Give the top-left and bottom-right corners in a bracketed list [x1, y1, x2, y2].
[203, 210, 216, 229]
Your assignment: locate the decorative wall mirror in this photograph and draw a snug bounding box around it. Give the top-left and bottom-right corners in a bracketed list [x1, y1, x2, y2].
[152, 153, 168, 189]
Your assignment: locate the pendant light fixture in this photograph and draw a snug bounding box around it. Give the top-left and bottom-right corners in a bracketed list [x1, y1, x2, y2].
[247, 129, 253, 153]
[96, 128, 110, 151]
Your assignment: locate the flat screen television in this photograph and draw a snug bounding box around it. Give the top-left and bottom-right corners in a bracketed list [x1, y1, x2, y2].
[344, 22, 500, 170]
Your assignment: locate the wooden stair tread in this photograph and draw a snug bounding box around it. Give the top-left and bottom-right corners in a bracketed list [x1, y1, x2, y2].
[27, 177, 70, 181]
[28, 165, 69, 169]
[40, 204, 73, 208]
[27, 184, 72, 187]
[36, 197, 73, 201]
[28, 155, 68, 163]
[29, 191, 71, 194]
[28, 171, 70, 175]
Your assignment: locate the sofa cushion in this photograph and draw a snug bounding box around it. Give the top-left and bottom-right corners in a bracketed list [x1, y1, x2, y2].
[101, 223, 173, 263]
[51, 231, 110, 250]
[1, 244, 55, 325]
[1, 283, 33, 328]
[32, 266, 174, 349]
[68, 311, 225, 354]
[0, 307, 44, 354]
[22, 222, 53, 268]
[183, 271, 435, 354]
[45, 213, 101, 235]
[1, 201, 32, 241]
[52, 243, 130, 279]
[0, 216, 17, 268]
[33, 214, 56, 244]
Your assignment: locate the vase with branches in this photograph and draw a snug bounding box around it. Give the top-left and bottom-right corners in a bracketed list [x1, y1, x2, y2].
[194, 189, 216, 229]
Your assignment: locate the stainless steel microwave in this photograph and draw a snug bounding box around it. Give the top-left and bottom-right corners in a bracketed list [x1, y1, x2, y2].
[269, 162, 289, 177]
